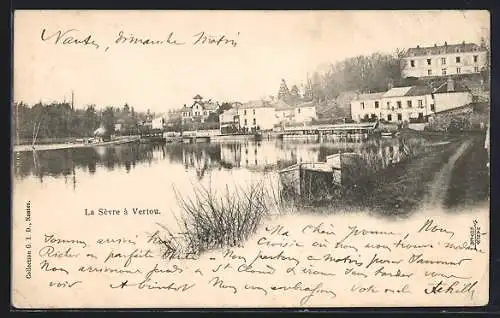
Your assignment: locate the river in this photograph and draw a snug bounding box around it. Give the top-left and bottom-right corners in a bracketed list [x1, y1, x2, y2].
[12, 135, 489, 227]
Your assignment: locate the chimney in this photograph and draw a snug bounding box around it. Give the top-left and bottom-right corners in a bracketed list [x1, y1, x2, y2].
[434, 43, 437, 47]
[387, 81, 394, 90]
[462, 40, 466, 45]
[416, 45, 420, 48]
[447, 77, 454, 92]
[444, 41, 448, 46]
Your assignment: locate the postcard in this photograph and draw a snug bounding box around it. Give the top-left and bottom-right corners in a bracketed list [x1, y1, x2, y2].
[11, 10, 490, 308]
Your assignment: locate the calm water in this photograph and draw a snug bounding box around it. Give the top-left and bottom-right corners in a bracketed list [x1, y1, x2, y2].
[12, 137, 489, 219]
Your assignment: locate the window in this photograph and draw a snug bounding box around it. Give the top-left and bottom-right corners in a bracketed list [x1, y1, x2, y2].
[244, 110, 247, 115]
[410, 60, 415, 67]
[456, 67, 461, 74]
[397, 113, 402, 121]
[428, 69, 432, 76]
[397, 101, 402, 108]
[418, 112, 424, 118]
[456, 56, 461, 63]
[375, 101, 379, 109]
[474, 66, 479, 72]
[387, 114, 392, 121]
[244, 119, 247, 125]
[427, 59, 431, 65]
[253, 118, 256, 125]
[441, 57, 446, 65]
[407, 100, 412, 108]
[418, 100, 423, 107]
[386, 102, 391, 109]
[442, 68, 447, 76]
[473, 55, 478, 63]
[253, 109, 255, 115]
[430, 104, 435, 111]
[298, 108, 301, 114]
[361, 102, 365, 110]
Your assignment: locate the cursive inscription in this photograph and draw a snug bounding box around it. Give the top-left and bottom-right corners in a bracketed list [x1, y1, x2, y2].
[30, 215, 486, 306]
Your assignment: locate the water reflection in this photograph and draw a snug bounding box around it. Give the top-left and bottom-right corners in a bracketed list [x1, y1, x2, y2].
[13, 143, 165, 181]
[14, 137, 431, 186]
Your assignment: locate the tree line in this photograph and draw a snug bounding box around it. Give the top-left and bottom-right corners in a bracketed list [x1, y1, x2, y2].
[277, 51, 405, 121]
[12, 101, 152, 143]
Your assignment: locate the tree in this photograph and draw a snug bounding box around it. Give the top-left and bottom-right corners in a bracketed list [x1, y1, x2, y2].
[101, 106, 116, 139]
[278, 79, 291, 101]
[218, 102, 233, 114]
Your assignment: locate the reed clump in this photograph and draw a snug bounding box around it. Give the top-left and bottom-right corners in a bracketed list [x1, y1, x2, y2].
[173, 181, 270, 254]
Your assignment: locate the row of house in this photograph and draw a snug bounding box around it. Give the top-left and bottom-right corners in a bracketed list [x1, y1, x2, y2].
[219, 99, 317, 133]
[350, 77, 473, 123]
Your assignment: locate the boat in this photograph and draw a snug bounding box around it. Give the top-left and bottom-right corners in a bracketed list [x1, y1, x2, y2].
[279, 152, 367, 201]
[140, 131, 166, 143]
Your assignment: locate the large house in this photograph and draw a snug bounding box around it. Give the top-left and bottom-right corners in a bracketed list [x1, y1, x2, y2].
[401, 41, 488, 78]
[181, 94, 219, 123]
[350, 78, 472, 123]
[237, 100, 276, 131]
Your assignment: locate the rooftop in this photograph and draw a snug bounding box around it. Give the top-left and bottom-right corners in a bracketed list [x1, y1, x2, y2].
[355, 92, 385, 101]
[273, 100, 294, 111]
[355, 85, 433, 101]
[239, 100, 272, 109]
[383, 87, 413, 98]
[405, 42, 486, 57]
[404, 85, 433, 96]
[432, 80, 470, 94]
[296, 101, 317, 108]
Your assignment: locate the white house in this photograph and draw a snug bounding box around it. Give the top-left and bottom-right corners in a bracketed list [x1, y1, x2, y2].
[294, 101, 317, 123]
[351, 86, 434, 123]
[402, 41, 488, 78]
[181, 94, 219, 123]
[431, 78, 473, 114]
[219, 108, 239, 134]
[151, 117, 165, 130]
[273, 100, 317, 127]
[237, 100, 276, 131]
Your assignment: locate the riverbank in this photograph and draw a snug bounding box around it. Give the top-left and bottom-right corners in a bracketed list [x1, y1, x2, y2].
[334, 135, 488, 216]
[13, 136, 140, 152]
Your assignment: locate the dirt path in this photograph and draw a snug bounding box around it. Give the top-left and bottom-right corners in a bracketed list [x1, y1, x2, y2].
[419, 139, 474, 212]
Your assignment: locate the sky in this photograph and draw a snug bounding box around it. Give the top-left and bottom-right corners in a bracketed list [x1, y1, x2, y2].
[13, 10, 489, 113]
